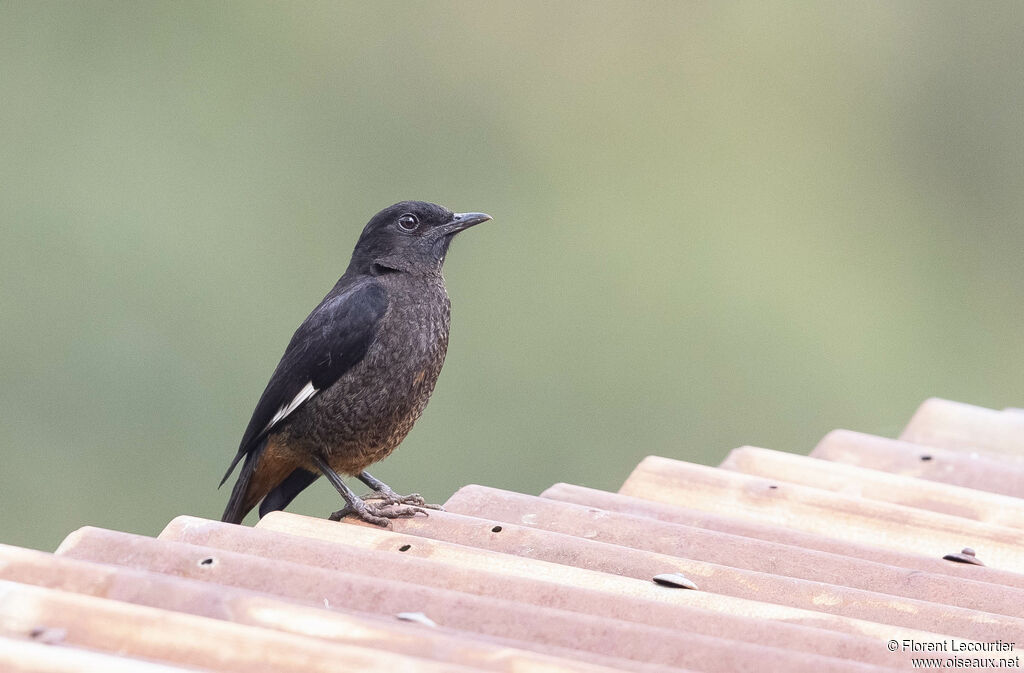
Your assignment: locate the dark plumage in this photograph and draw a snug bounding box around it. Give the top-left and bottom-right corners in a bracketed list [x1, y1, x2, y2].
[220, 201, 492, 525]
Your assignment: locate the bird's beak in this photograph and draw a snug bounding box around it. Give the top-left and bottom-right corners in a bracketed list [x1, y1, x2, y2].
[442, 212, 492, 236]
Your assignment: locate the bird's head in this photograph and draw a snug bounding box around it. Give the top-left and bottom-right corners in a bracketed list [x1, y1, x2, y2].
[348, 201, 492, 275]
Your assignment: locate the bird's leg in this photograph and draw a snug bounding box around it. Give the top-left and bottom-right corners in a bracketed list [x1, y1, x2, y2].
[357, 471, 444, 511]
[309, 455, 426, 526]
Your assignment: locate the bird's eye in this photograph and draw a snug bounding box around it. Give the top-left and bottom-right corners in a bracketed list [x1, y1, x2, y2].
[397, 213, 419, 232]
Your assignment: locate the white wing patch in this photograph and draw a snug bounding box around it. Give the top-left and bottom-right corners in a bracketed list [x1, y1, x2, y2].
[263, 381, 317, 434]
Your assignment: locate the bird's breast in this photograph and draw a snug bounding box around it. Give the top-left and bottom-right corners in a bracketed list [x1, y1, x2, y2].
[289, 277, 452, 472]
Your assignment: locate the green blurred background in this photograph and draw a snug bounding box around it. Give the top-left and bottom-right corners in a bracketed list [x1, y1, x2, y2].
[2, 2, 1022, 552]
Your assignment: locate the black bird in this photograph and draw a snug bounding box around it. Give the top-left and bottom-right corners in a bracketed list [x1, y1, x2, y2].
[220, 201, 492, 526]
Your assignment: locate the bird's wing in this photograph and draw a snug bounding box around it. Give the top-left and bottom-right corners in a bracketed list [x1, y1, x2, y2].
[220, 278, 388, 486]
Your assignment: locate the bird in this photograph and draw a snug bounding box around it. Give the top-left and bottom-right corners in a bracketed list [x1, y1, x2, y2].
[220, 201, 493, 526]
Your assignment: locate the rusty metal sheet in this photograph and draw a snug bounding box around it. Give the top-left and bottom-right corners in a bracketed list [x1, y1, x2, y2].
[8, 392, 1024, 673]
[254, 511, 985, 643]
[721, 446, 1024, 529]
[0, 543, 651, 673]
[444, 485, 1024, 619]
[541, 482, 1024, 591]
[812, 429, 1024, 498]
[157, 515, 927, 665]
[369, 505, 1024, 639]
[901, 398, 1024, 458]
[55, 528, 702, 672]
[619, 455, 1024, 573]
[0, 580, 484, 673]
[0, 635, 209, 673]
[56, 527, 893, 672]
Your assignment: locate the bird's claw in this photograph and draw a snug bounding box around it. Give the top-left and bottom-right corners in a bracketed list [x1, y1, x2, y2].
[362, 487, 442, 510]
[362, 490, 444, 511]
[329, 500, 431, 527]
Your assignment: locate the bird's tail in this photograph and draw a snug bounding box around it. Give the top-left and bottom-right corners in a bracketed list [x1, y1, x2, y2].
[259, 468, 319, 518]
[221, 440, 264, 524]
[221, 436, 310, 524]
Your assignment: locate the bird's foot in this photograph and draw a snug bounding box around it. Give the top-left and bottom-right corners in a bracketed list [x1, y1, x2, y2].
[363, 488, 444, 511]
[356, 472, 444, 511]
[328, 498, 430, 527]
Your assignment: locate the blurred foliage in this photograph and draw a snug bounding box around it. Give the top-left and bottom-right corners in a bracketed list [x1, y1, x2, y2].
[1, 1, 1022, 551]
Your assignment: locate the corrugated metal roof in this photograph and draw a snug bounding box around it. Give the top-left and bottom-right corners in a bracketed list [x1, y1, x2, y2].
[812, 429, 1024, 498]
[2, 397, 1023, 671]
